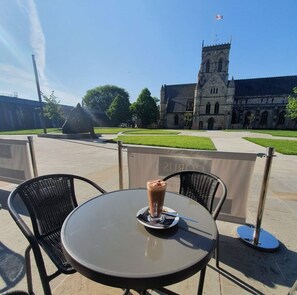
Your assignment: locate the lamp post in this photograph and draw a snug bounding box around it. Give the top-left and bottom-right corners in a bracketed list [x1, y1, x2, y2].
[32, 54, 47, 134]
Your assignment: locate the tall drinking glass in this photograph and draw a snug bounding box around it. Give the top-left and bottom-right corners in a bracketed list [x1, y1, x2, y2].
[146, 180, 167, 223]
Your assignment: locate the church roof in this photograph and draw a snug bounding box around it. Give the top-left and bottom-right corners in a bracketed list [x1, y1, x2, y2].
[234, 76, 297, 97]
[164, 83, 196, 112]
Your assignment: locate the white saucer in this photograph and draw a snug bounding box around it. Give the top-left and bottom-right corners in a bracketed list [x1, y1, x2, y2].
[136, 206, 179, 229]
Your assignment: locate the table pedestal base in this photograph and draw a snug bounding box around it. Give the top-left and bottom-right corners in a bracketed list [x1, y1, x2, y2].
[237, 224, 279, 251]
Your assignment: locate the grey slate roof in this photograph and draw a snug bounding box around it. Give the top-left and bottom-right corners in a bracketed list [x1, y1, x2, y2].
[164, 83, 196, 112]
[234, 76, 297, 97]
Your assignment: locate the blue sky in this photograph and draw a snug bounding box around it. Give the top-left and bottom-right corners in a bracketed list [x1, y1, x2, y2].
[1, 0, 297, 106]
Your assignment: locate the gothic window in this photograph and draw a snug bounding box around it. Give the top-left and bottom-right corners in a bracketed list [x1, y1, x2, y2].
[210, 88, 213, 94]
[214, 102, 220, 114]
[206, 60, 210, 73]
[199, 121, 203, 129]
[174, 114, 179, 126]
[278, 111, 286, 125]
[216, 88, 218, 94]
[186, 100, 194, 111]
[218, 58, 223, 72]
[206, 102, 211, 114]
[260, 111, 268, 125]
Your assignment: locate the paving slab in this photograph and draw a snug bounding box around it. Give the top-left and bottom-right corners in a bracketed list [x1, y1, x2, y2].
[0, 131, 296, 294]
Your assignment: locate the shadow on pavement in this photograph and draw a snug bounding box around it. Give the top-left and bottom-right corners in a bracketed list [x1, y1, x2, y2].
[0, 242, 26, 293]
[218, 234, 297, 290]
[0, 189, 29, 216]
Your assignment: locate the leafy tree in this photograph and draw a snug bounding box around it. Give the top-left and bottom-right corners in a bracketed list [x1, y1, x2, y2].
[130, 88, 158, 127]
[247, 113, 255, 129]
[82, 85, 130, 114]
[286, 87, 297, 120]
[107, 94, 131, 126]
[184, 112, 193, 129]
[42, 91, 64, 126]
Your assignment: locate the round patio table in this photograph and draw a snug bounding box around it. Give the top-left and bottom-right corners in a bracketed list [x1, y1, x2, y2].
[61, 189, 217, 291]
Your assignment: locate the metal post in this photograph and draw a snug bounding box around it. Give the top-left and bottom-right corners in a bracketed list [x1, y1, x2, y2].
[118, 141, 124, 190]
[253, 147, 274, 245]
[32, 54, 47, 134]
[27, 136, 38, 177]
[237, 147, 279, 251]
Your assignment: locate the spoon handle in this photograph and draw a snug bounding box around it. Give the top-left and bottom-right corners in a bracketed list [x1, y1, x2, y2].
[163, 212, 198, 223]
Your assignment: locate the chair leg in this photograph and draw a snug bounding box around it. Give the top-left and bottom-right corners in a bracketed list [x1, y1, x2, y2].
[216, 234, 220, 268]
[30, 245, 52, 295]
[25, 246, 34, 295]
[197, 266, 207, 295]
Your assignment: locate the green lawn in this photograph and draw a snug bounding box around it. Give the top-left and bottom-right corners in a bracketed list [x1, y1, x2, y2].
[0, 128, 61, 135]
[244, 137, 297, 155]
[114, 135, 216, 150]
[93, 128, 179, 135]
[251, 130, 297, 137]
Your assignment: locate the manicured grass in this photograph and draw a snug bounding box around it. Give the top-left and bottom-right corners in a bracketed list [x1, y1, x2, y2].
[251, 130, 297, 137]
[93, 127, 136, 134]
[123, 129, 179, 135]
[0, 128, 61, 135]
[93, 128, 179, 135]
[244, 137, 297, 155]
[114, 135, 216, 150]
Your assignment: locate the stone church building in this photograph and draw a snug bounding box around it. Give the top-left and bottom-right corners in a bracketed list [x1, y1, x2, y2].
[160, 43, 297, 130]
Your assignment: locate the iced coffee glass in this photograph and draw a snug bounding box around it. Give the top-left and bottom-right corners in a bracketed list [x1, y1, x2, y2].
[146, 180, 167, 223]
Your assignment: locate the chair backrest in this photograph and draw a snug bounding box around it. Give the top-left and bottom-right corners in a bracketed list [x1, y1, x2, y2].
[163, 170, 227, 220]
[8, 174, 106, 239]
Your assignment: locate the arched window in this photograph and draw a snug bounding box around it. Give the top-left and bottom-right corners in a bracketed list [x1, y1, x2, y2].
[214, 102, 220, 114]
[206, 102, 211, 114]
[260, 111, 268, 125]
[278, 111, 286, 125]
[174, 114, 179, 126]
[218, 58, 223, 72]
[206, 60, 210, 73]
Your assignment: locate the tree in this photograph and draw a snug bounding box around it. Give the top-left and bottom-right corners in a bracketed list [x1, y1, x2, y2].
[247, 113, 255, 129]
[42, 91, 64, 126]
[82, 85, 130, 114]
[286, 87, 297, 120]
[130, 88, 158, 128]
[184, 112, 193, 129]
[107, 94, 131, 126]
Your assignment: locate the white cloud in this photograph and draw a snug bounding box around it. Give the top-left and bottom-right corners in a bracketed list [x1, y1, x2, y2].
[0, 64, 35, 89]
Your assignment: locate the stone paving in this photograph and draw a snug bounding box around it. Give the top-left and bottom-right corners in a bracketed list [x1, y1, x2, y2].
[0, 131, 296, 295]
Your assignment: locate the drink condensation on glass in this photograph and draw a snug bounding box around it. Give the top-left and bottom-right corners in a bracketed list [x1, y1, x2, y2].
[146, 180, 167, 222]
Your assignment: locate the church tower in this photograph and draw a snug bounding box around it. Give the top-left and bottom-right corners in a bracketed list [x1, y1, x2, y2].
[192, 43, 233, 130]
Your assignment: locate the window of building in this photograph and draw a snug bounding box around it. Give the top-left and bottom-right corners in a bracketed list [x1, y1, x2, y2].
[278, 111, 286, 125]
[174, 114, 179, 126]
[206, 102, 211, 114]
[186, 100, 194, 111]
[214, 102, 219, 114]
[206, 60, 210, 73]
[260, 111, 268, 125]
[218, 58, 223, 72]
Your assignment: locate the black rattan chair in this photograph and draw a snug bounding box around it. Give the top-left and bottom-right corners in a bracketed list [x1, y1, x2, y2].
[8, 174, 106, 295]
[163, 170, 227, 270]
